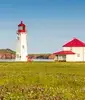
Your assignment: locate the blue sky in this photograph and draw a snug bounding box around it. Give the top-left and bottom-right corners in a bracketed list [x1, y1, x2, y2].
[0, 0, 85, 54]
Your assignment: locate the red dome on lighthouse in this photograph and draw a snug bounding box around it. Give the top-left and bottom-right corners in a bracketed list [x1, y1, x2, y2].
[18, 21, 26, 33]
[18, 21, 25, 26]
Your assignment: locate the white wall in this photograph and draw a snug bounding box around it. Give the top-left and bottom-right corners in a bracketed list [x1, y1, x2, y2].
[20, 33, 28, 61]
[16, 34, 21, 61]
[63, 47, 72, 51]
[66, 55, 75, 62]
[54, 56, 58, 61]
[63, 47, 85, 62]
[83, 47, 85, 61]
[16, 33, 28, 61]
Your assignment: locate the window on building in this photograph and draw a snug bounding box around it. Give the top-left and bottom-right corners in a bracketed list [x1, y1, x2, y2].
[22, 45, 24, 48]
[77, 54, 80, 57]
[17, 37, 19, 40]
[70, 47, 72, 51]
[17, 54, 19, 58]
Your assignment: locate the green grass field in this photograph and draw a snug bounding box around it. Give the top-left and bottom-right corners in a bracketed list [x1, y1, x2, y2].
[0, 62, 85, 99]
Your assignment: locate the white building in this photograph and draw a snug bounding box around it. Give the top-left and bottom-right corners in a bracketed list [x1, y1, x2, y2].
[53, 38, 85, 62]
[16, 21, 28, 61]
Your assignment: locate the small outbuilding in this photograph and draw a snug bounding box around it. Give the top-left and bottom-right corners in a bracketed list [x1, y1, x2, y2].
[53, 38, 85, 62]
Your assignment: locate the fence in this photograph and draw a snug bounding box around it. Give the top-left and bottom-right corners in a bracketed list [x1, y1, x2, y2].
[0, 59, 54, 62]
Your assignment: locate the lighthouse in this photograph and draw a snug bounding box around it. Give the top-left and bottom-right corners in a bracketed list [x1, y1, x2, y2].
[16, 21, 28, 61]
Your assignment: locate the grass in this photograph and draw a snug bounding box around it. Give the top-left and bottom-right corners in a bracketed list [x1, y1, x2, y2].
[0, 62, 85, 99]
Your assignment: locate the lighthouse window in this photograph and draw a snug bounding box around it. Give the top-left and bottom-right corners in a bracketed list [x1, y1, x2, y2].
[17, 54, 19, 58]
[19, 26, 23, 30]
[22, 45, 24, 48]
[17, 37, 19, 40]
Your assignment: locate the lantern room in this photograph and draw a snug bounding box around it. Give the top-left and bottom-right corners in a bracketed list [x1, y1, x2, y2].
[18, 21, 26, 33]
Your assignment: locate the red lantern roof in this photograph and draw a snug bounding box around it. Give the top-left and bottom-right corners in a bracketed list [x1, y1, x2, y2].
[53, 50, 75, 55]
[18, 21, 25, 26]
[63, 38, 85, 47]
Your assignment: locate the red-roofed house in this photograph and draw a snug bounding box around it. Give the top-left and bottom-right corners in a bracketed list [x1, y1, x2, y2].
[53, 38, 85, 62]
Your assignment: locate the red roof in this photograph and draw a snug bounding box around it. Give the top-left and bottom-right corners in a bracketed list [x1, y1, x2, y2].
[18, 21, 25, 26]
[63, 38, 85, 47]
[53, 50, 75, 55]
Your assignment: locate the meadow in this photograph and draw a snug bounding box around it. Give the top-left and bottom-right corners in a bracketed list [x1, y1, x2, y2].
[0, 62, 85, 99]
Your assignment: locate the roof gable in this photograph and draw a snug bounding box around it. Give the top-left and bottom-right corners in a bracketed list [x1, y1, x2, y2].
[63, 38, 85, 47]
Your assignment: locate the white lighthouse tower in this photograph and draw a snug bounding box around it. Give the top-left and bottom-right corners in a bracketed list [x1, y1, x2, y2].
[16, 21, 28, 61]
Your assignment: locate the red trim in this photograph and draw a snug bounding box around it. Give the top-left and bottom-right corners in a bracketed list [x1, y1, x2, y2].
[53, 50, 75, 55]
[18, 30, 26, 33]
[63, 38, 85, 47]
